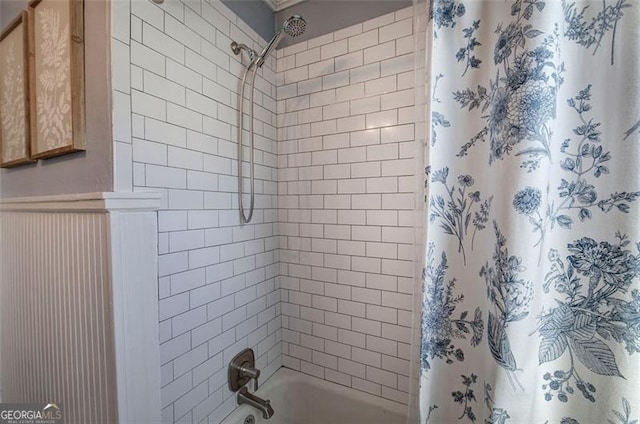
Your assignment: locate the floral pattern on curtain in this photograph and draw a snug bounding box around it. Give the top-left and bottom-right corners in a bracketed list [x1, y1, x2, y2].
[420, 1, 640, 423]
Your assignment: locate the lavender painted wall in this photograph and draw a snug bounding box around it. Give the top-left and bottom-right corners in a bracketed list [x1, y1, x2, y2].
[0, 0, 113, 198]
[0, 0, 26, 28]
[221, 0, 274, 41]
[276, 0, 412, 48]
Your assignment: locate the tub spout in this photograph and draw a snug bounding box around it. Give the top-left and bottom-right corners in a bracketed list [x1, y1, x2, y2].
[237, 387, 274, 419]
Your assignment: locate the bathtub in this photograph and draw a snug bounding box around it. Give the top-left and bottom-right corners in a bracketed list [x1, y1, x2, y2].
[220, 368, 407, 424]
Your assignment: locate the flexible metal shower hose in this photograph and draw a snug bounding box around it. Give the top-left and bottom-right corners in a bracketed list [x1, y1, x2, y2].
[237, 61, 258, 224]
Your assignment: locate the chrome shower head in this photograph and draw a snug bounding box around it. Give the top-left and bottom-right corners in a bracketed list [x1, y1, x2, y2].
[255, 15, 307, 68]
[283, 15, 306, 37]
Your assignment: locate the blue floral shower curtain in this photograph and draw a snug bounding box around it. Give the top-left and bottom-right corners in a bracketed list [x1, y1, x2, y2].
[420, 0, 640, 422]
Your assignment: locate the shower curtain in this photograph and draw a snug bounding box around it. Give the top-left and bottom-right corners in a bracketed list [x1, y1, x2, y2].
[419, 0, 640, 422]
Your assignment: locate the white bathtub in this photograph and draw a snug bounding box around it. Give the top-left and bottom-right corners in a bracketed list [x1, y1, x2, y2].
[220, 368, 407, 424]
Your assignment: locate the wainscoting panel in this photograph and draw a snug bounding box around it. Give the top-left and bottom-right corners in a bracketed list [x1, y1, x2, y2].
[0, 210, 118, 422]
[0, 191, 162, 423]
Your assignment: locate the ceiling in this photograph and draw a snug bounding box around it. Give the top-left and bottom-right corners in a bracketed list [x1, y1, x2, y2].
[261, 0, 307, 12]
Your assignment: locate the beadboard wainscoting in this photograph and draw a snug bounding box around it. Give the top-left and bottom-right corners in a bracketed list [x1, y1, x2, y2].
[275, 6, 417, 405]
[0, 192, 162, 423]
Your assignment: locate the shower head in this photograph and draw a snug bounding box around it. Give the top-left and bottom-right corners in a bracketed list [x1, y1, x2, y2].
[283, 15, 306, 37]
[254, 15, 307, 68]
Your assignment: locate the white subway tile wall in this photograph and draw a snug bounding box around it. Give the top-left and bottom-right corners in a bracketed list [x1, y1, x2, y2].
[112, 1, 281, 423]
[276, 8, 415, 406]
[113, 0, 416, 421]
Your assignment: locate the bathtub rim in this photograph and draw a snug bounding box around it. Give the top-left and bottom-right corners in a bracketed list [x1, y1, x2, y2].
[220, 366, 408, 423]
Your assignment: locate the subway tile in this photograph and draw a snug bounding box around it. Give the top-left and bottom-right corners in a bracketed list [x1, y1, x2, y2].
[381, 123, 414, 143]
[131, 0, 164, 31]
[131, 15, 143, 43]
[395, 35, 413, 60]
[143, 22, 185, 64]
[351, 97, 381, 116]
[365, 75, 397, 97]
[350, 63, 380, 84]
[397, 70, 415, 91]
[381, 193, 414, 210]
[186, 90, 218, 118]
[127, 64, 144, 92]
[172, 306, 207, 336]
[168, 146, 203, 171]
[334, 51, 364, 72]
[301, 361, 325, 379]
[127, 4, 420, 413]
[381, 89, 414, 110]
[363, 11, 395, 32]
[381, 322, 413, 343]
[296, 47, 321, 67]
[364, 41, 395, 64]
[323, 70, 350, 90]
[351, 162, 381, 178]
[146, 165, 186, 189]
[379, 18, 413, 43]
[337, 210, 366, 225]
[167, 103, 203, 132]
[165, 14, 200, 49]
[348, 29, 379, 52]
[133, 138, 168, 165]
[311, 120, 337, 137]
[308, 33, 334, 49]
[338, 300, 366, 318]
[366, 365, 397, 388]
[278, 55, 297, 72]
[334, 23, 363, 41]
[320, 39, 348, 60]
[145, 118, 187, 147]
[323, 164, 350, 179]
[350, 129, 380, 147]
[352, 317, 381, 336]
[366, 110, 398, 129]
[381, 258, 414, 277]
[338, 331, 366, 351]
[336, 83, 365, 102]
[337, 179, 366, 194]
[339, 357, 365, 378]
[184, 6, 215, 41]
[337, 240, 365, 256]
[159, 293, 190, 321]
[160, 368, 191, 405]
[308, 58, 335, 79]
[352, 256, 381, 274]
[353, 347, 382, 368]
[285, 66, 309, 84]
[338, 147, 366, 164]
[337, 115, 365, 133]
[381, 53, 414, 77]
[366, 335, 397, 356]
[131, 90, 166, 121]
[298, 77, 323, 95]
[310, 90, 337, 108]
[167, 59, 203, 92]
[395, 6, 414, 21]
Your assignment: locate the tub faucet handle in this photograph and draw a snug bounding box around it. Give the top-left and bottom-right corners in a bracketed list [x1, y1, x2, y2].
[229, 348, 262, 393]
[239, 365, 260, 390]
